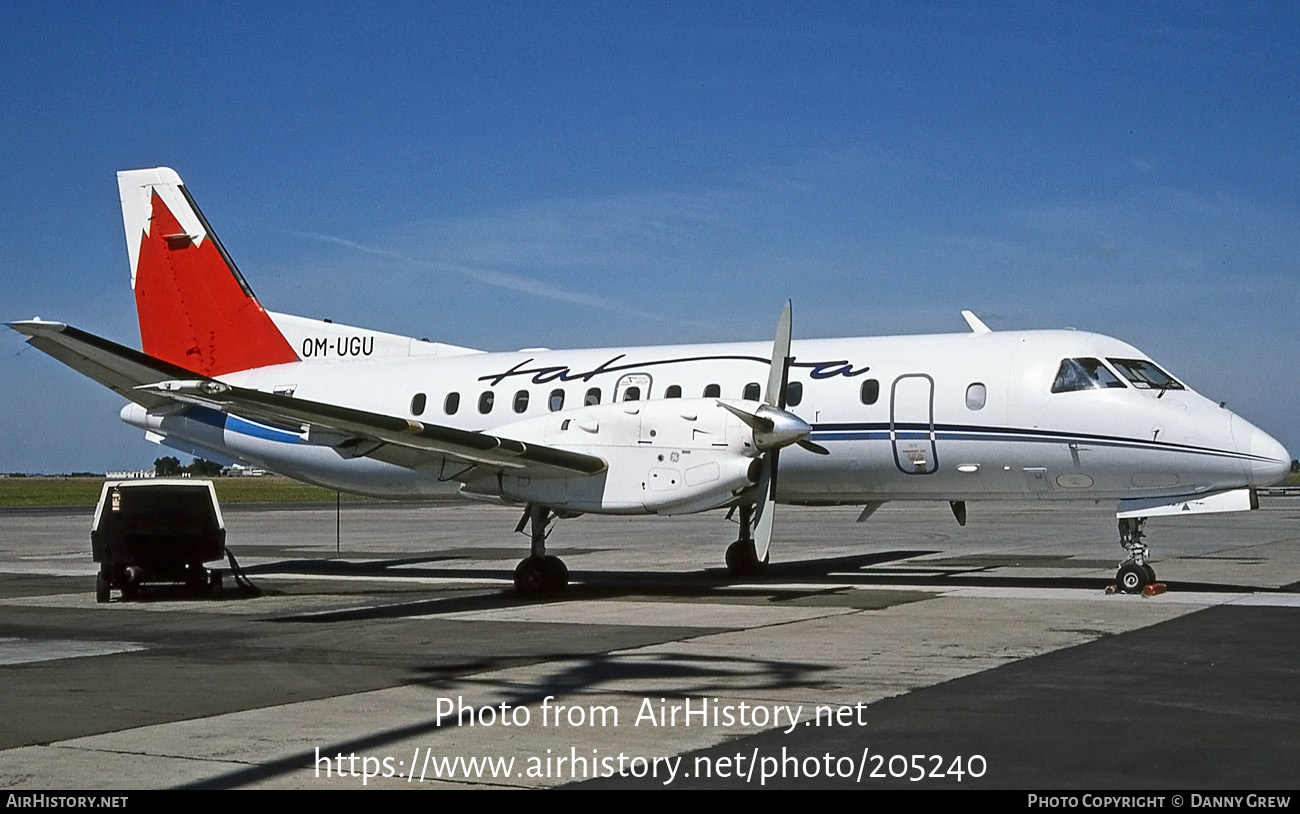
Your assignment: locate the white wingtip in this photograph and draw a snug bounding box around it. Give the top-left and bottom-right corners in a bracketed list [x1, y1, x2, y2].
[8, 318, 67, 337]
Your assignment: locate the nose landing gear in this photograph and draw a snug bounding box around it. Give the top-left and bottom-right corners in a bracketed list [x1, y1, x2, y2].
[1113, 517, 1163, 595]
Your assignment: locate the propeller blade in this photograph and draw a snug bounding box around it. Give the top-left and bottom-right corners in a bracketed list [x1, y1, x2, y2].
[751, 451, 777, 563]
[716, 399, 775, 432]
[764, 301, 792, 407]
[747, 302, 800, 569]
[797, 438, 830, 455]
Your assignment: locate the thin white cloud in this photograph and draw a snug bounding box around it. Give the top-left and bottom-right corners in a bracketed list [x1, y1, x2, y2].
[293, 230, 676, 322]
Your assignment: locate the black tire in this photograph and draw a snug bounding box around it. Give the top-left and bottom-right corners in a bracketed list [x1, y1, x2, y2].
[1117, 562, 1148, 594]
[1141, 563, 1157, 584]
[95, 572, 110, 604]
[726, 540, 767, 576]
[541, 556, 569, 593]
[185, 566, 207, 596]
[725, 541, 748, 575]
[514, 556, 548, 598]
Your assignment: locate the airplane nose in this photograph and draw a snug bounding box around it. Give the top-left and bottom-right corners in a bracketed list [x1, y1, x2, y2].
[1235, 416, 1291, 487]
[1251, 428, 1291, 486]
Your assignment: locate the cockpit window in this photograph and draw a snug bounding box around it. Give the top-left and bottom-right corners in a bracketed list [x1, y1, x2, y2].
[1106, 358, 1185, 391]
[1050, 358, 1126, 393]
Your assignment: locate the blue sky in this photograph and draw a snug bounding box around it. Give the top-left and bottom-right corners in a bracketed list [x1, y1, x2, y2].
[2, 2, 1297, 473]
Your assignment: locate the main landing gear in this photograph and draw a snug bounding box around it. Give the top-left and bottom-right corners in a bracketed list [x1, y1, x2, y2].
[725, 504, 768, 577]
[1114, 517, 1158, 594]
[513, 504, 569, 598]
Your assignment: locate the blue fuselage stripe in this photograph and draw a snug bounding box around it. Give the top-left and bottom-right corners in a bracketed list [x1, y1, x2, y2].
[186, 406, 302, 444]
[808, 422, 1258, 463]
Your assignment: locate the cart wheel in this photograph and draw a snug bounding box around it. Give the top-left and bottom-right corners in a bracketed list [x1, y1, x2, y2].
[186, 566, 207, 596]
[121, 566, 141, 600]
[95, 572, 110, 604]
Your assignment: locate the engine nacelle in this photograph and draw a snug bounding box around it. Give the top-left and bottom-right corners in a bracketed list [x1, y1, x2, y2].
[466, 398, 763, 514]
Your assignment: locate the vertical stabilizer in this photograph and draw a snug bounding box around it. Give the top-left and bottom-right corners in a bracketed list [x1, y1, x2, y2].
[118, 167, 299, 376]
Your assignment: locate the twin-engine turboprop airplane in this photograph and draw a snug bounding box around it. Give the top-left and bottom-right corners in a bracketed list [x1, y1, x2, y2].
[10, 168, 1291, 597]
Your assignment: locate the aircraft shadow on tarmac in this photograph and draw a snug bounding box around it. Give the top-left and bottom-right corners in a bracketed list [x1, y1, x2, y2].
[253, 550, 937, 622]
[225, 548, 1298, 624]
[100, 544, 1294, 612]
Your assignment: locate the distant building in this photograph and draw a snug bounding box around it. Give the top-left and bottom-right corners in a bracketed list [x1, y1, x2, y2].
[106, 470, 156, 480]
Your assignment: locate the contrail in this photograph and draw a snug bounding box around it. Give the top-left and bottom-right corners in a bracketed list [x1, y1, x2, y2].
[294, 231, 672, 322]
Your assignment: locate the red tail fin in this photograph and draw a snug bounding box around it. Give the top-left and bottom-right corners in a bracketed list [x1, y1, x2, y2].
[118, 168, 299, 376]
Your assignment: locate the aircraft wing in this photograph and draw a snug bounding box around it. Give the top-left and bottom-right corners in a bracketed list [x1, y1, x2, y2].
[136, 379, 608, 477]
[10, 320, 607, 479]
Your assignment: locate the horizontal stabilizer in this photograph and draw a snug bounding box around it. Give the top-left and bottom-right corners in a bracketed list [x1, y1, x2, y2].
[9, 319, 205, 410]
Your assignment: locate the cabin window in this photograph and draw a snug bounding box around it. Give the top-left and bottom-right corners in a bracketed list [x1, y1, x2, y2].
[549, 389, 565, 411]
[444, 392, 460, 415]
[1106, 358, 1185, 391]
[785, 381, 803, 407]
[703, 383, 721, 398]
[743, 382, 761, 400]
[410, 393, 426, 416]
[623, 386, 641, 402]
[665, 385, 682, 398]
[561, 419, 571, 431]
[860, 379, 880, 405]
[584, 387, 601, 406]
[513, 390, 529, 413]
[1051, 358, 1126, 393]
[478, 391, 495, 414]
[965, 383, 987, 410]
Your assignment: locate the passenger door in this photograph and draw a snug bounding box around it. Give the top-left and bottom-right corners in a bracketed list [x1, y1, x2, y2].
[890, 374, 937, 475]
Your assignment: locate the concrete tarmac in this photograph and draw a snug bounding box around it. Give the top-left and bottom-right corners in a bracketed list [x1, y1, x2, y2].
[0, 498, 1296, 789]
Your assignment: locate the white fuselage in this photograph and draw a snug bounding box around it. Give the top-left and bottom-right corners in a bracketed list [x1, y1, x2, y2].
[122, 327, 1290, 512]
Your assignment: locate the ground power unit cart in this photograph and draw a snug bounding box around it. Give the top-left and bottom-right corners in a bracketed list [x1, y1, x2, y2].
[91, 479, 226, 602]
